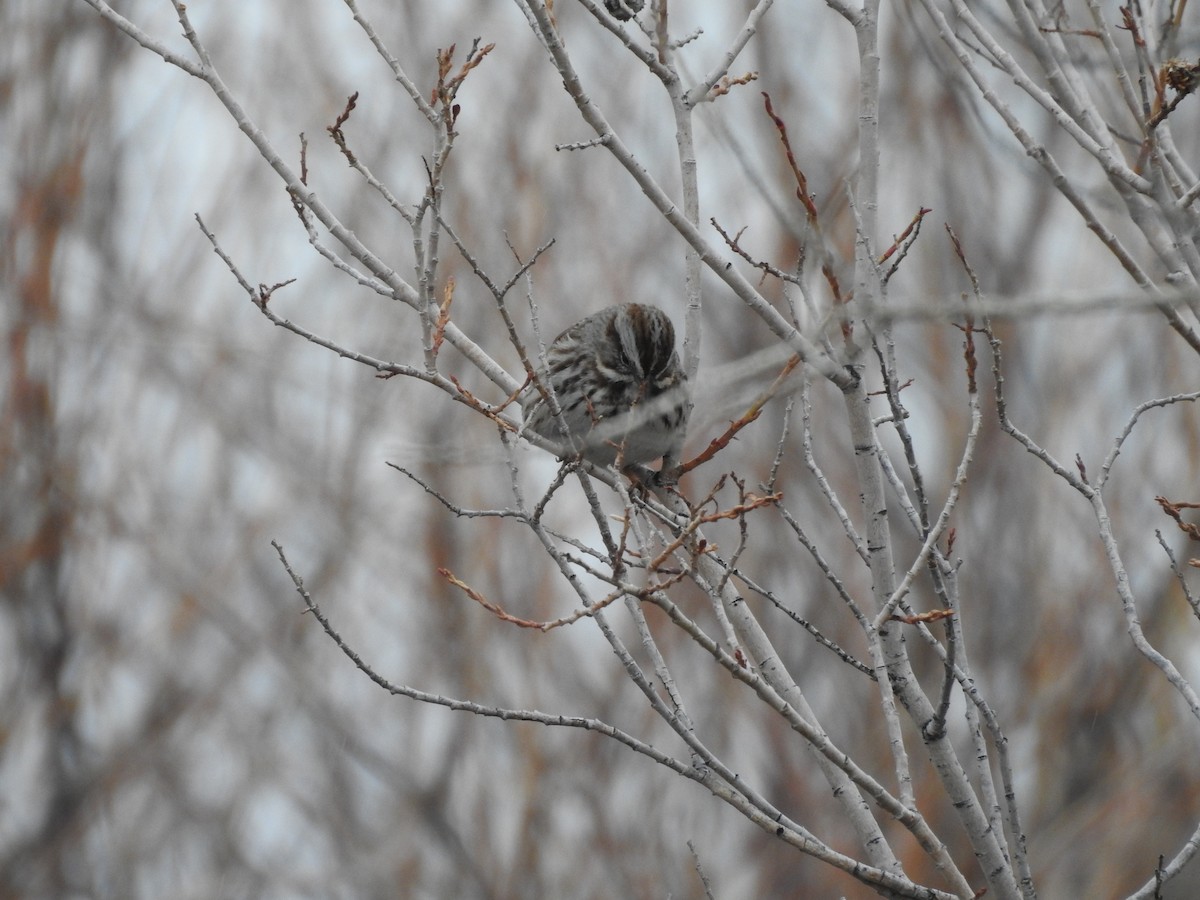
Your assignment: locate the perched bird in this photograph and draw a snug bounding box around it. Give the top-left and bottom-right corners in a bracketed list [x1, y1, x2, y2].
[521, 303, 689, 467]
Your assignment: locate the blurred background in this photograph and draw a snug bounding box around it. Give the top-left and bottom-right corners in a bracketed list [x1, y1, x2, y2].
[4, 1, 1200, 897]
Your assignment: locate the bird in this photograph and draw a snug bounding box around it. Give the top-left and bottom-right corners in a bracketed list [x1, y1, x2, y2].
[520, 303, 689, 467]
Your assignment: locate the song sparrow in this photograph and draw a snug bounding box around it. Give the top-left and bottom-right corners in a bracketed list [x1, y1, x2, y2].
[521, 303, 689, 467]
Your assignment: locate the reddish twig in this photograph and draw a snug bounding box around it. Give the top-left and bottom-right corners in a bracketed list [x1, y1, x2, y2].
[1117, 5, 1146, 46]
[438, 376, 522, 432]
[438, 567, 619, 630]
[1157, 496, 1200, 542]
[437, 566, 687, 632]
[431, 276, 454, 358]
[945, 224, 982, 394]
[431, 39, 495, 129]
[951, 320, 978, 395]
[678, 355, 801, 476]
[287, 134, 311, 225]
[890, 609, 955, 625]
[879, 207, 932, 284]
[708, 71, 758, 100]
[647, 474, 780, 571]
[761, 93, 848, 321]
[762, 92, 818, 224]
[327, 91, 360, 165]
